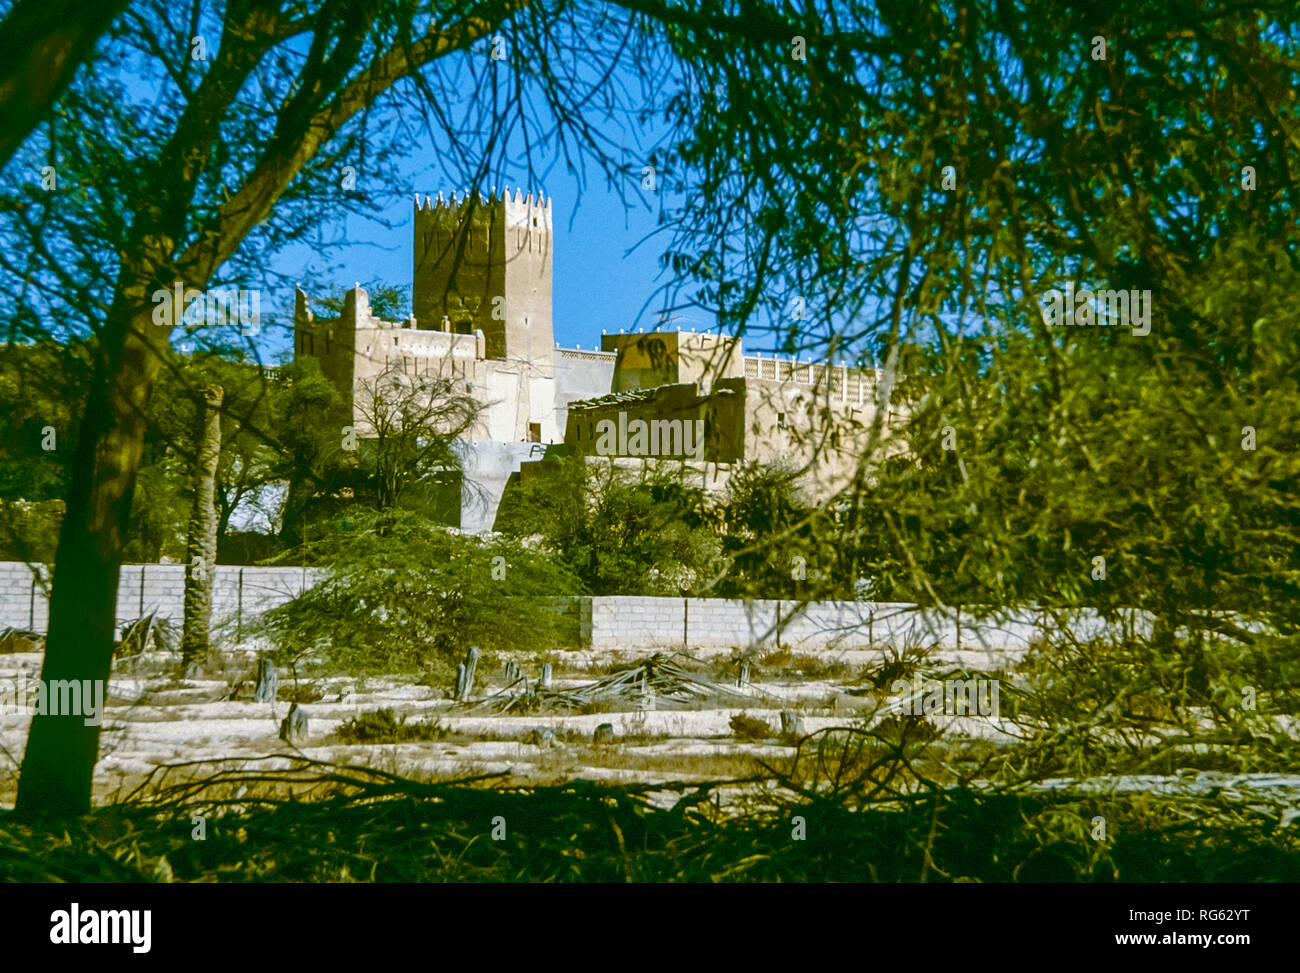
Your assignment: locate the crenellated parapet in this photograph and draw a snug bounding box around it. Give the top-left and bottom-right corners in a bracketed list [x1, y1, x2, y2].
[412, 187, 554, 369]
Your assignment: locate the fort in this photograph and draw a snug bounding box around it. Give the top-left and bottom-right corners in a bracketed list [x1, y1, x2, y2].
[593, 413, 706, 459]
[294, 189, 904, 532]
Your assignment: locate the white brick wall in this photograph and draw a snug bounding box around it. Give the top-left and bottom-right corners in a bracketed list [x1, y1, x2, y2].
[0, 562, 50, 630]
[0, 562, 324, 636]
[0, 561, 1143, 657]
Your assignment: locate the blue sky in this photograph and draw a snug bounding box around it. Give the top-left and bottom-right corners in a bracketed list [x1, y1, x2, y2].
[85, 10, 723, 364]
[267, 22, 718, 361]
[292, 172, 687, 354]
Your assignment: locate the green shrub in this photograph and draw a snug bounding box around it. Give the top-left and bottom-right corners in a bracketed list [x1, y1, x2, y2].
[263, 508, 583, 684]
[729, 713, 771, 740]
[336, 708, 449, 744]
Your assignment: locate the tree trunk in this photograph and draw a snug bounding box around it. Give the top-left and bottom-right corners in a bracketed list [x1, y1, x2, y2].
[279, 474, 318, 550]
[0, 0, 129, 167]
[9, 0, 512, 823]
[181, 384, 224, 674]
[15, 294, 166, 819]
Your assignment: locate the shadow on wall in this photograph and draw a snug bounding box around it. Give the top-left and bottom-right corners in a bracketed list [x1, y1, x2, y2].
[457, 440, 565, 534]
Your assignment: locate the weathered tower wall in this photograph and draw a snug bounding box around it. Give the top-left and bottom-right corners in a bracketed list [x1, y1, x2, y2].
[413, 189, 554, 373]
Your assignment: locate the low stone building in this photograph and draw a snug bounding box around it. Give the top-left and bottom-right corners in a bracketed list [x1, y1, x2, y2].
[564, 331, 902, 500]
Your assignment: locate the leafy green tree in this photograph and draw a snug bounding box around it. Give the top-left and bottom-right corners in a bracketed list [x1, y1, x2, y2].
[263, 508, 581, 683]
[633, 0, 1300, 769]
[499, 455, 724, 595]
[309, 281, 411, 323]
[714, 462, 839, 599]
[270, 357, 351, 553]
[134, 351, 284, 560]
[0, 338, 92, 560]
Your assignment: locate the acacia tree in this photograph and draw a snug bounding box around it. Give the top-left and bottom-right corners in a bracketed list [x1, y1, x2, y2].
[9, 0, 536, 817]
[1, 0, 615, 818]
[352, 363, 480, 513]
[0, 0, 130, 167]
[655, 1, 1300, 770]
[263, 507, 582, 682]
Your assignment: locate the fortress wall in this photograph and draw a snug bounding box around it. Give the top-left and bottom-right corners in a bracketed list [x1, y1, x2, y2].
[554, 348, 616, 441]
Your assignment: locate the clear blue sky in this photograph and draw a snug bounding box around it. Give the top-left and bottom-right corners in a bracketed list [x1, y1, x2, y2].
[293, 173, 688, 352]
[271, 111, 717, 360]
[98, 19, 727, 363]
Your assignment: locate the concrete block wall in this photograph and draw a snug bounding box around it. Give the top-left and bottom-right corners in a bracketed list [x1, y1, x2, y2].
[778, 602, 1049, 654]
[1, 561, 1149, 656]
[115, 564, 186, 623]
[0, 562, 325, 636]
[778, 600, 910, 650]
[582, 596, 1055, 653]
[588, 596, 686, 650]
[210, 566, 326, 620]
[0, 563, 49, 631]
[683, 598, 780, 650]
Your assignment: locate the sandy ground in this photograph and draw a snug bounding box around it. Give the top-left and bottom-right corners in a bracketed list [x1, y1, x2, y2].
[0, 641, 1024, 805]
[4, 643, 1296, 819]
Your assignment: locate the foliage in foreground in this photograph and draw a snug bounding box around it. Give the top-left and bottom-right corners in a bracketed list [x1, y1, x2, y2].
[0, 758, 1296, 883]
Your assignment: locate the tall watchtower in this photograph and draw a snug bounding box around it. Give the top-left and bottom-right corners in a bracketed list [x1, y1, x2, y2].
[413, 188, 554, 370]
